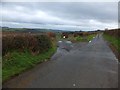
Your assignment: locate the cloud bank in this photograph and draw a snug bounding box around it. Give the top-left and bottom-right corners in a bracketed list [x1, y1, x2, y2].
[1, 2, 118, 31]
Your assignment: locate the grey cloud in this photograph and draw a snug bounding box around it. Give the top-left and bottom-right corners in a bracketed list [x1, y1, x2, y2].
[1, 2, 118, 31]
[30, 2, 117, 22]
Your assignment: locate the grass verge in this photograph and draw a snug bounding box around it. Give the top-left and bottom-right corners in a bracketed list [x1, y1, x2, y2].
[2, 47, 56, 82]
[103, 34, 120, 60]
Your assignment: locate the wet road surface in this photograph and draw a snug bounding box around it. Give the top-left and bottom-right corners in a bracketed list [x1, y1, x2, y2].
[3, 34, 118, 88]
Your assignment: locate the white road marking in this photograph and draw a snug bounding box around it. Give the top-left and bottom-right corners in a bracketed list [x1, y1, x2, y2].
[73, 84, 76, 86]
[58, 41, 62, 43]
[89, 41, 91, 43]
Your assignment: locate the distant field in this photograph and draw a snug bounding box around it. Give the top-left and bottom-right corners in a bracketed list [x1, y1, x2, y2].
[56, 33, 96, 43]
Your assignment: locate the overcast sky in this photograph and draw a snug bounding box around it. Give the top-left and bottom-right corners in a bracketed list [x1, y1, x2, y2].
[1, 2, 118, 31]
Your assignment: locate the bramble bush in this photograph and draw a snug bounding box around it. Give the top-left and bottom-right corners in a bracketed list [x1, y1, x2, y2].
[46, 32, 56, 38]
[2, 33, 52, 56]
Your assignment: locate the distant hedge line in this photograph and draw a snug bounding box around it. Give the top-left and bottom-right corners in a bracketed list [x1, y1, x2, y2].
[2, 34, 52, 56]
[104, 29, 120, 38]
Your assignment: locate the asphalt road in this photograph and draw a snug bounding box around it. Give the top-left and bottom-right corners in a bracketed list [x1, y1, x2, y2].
[3, 34, 118, 88]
